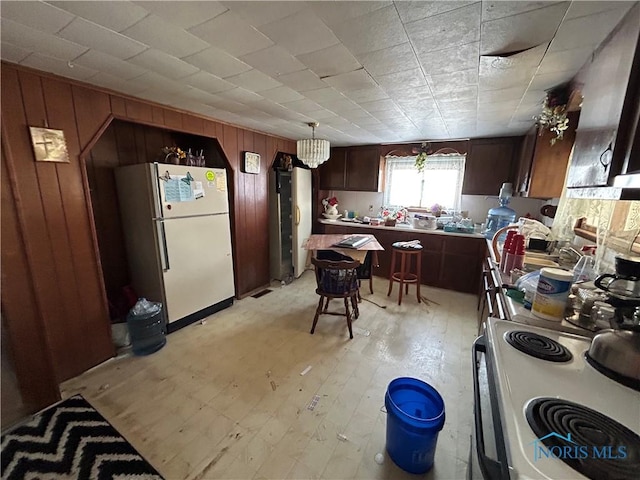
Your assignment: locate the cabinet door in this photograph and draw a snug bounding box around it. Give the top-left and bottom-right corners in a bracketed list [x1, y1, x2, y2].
[318, 147, 346, 190]
[514, 127, 537, 195]
[528, 111, 580, 198]
[566, 6, 640, 188]
[463, 137, 519, 195]
[345, 145, 380, 191]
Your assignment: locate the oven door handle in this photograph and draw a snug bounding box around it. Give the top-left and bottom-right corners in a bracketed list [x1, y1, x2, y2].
[472, 336, 510, 480]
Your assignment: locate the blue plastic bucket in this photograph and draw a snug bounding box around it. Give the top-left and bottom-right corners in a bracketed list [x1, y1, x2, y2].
[385, 377, 445, 474]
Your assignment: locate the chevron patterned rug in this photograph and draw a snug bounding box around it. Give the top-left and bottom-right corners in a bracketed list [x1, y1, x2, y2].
[1, 395, 163, 480]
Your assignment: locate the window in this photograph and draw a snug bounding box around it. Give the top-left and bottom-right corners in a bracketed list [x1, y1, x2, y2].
[383, 154, 466, 210]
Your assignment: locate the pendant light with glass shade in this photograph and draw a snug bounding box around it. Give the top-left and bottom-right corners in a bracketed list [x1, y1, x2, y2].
[296, 122, 330, 168]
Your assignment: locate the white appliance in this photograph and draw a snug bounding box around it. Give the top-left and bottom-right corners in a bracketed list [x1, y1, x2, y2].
[269, 164, 312, 281]
[470, 318, 640, 479]
[115, 163, 235, 332]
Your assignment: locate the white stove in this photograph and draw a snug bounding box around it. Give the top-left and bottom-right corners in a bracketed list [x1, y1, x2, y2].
[469, 318, 640, 480]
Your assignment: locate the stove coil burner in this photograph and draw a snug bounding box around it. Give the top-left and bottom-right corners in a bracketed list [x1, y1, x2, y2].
[504, 331, 573, 362]
[526, 398, 640, 480]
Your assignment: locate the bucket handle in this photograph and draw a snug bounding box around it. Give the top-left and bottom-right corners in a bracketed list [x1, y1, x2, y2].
[380, 405, 387, 414]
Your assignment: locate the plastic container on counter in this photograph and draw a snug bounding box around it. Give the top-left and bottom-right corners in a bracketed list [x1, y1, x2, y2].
[531, 268, 573, 321]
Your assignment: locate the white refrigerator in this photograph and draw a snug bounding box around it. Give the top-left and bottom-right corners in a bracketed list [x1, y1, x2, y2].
[115, 163, 235, 332]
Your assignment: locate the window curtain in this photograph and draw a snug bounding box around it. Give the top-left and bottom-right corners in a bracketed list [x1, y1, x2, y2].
[384, 154, 466, 210]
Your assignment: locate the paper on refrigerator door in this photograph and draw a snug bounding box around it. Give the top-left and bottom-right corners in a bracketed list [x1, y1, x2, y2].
[164, 177, 194, 202]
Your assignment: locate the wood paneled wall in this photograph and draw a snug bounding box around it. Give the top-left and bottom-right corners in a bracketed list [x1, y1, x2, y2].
[0, 63, 295, 412]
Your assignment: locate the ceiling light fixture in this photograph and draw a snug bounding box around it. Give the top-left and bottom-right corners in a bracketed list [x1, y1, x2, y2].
[296, 122, 330, 169]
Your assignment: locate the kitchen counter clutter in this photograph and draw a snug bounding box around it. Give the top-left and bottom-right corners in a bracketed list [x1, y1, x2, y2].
[318, 218, 484, 239]
[320, 220, 485, 293]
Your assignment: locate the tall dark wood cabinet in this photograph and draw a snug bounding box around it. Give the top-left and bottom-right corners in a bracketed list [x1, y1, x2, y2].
[566, 3, 640, 191]
[318, 145, 380, 192]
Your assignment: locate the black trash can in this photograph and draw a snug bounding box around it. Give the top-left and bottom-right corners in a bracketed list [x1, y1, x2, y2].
[126, 304, 166, 356]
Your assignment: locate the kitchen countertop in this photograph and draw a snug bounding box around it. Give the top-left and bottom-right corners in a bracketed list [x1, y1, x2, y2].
[486, 239, 595, 337]
[319, 218, 485, 239]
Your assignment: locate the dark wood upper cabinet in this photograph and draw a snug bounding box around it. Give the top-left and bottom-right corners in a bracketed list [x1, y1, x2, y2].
[318, 147, 347, 190]
[515, 111, 579, 199]
[318, 145, 380, 191]
[463, 137, 520, 195]
[346, 145, 380, 191]
[566, 4, 640, 191]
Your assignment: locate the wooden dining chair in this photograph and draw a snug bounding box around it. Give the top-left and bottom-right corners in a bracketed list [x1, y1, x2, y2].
[311, 257, 361, 339]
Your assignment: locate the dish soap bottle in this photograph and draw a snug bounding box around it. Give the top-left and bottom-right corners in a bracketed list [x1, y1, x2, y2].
[484, 183, 517, 240]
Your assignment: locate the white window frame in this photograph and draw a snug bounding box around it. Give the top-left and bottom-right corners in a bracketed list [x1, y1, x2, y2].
[383, 154, 466, 211]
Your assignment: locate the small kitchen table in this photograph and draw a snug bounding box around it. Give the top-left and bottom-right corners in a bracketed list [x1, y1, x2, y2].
[303, 234, 384, 294]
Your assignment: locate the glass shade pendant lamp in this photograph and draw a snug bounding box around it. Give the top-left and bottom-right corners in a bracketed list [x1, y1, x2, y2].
[296, 122, 330, 168]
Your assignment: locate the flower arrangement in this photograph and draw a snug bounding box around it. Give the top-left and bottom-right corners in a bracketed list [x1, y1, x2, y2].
[413, 142, 432, 172]
[534, 84, 571, 145]
[322, 196, 339, 207]
[430, 203, 443, 217]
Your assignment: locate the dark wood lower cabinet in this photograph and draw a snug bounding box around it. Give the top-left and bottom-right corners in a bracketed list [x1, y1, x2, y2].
[321, 224, 485, 294]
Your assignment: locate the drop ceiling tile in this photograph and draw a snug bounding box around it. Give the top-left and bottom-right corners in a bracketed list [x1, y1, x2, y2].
[280, 98, 323, 113]
[222, 1, 307, 27]
[73, 49, 147, 80]
[323, 69, 376, 93]
[309, 1, 390, 28]
[477, 101, 519, 115]
[180, 87, 221, 105]
[303, 87, 347, 104]
[549, 6, 633, 52]
[482, 1, 567, 21]
[85, 71, 148, 95]
[318, 99, 362, 113]
[358, 98, 398, 113]
[216, 87, 264, 105]
[22, 52, 97, 81]
[49, 1, 149, 32]
[416, 41, 479, 75]
[239, 45, 306, 77]
[127, 49, 199, 80]
[480, 2, 568, 55]
[128, 71, 186, 94]
[2, 1, 73, 34]
[260, 86, 304, 103]
[1, 42, 32, 63]
[258, 9, 339, 56]
[296, 44, 361, 78]
[356, 42, 420, 77]
[376, 68, 428, 93]
[430, 69, 478, 92]
[133, 1, 228, 29]
[331, 5, 407, 55]
[341, 108, 377, 121]
[528, 71, 574, 91]
[405, 3, 481, 54]
[477, 86, 526, 104]
[396, 1, 476, 23]
[189, 11, 274, 57]
[277, 69, 328, 92]
[181, 71, 235, 94]
[537, 47, 593, 75]
[183, 47, 251, 78]
[564, 1, 633, 20]
[1, 18, 87, 61]
[57, 17, 148, 60]
[478, 59, 536, 91]
[305, 109, 338, 121]
[205, 95, 251, 113]
[121, 14, 209, 58]
[348, 86, 390, 103]
[225, 69, 282, 92]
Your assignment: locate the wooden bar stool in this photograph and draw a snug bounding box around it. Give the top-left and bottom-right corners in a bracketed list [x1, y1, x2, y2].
[387, 242, 423, 305]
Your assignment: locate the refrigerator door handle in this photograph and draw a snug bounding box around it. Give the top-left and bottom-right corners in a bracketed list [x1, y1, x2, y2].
[295, 205, 300, 226]
[157, 220, 170, 271]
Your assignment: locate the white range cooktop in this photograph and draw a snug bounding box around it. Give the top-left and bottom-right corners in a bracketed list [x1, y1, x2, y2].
[485, 318, 640, 480]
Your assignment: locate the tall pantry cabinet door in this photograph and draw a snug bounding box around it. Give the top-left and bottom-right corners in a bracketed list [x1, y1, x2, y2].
[292, 168, 312, 278]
